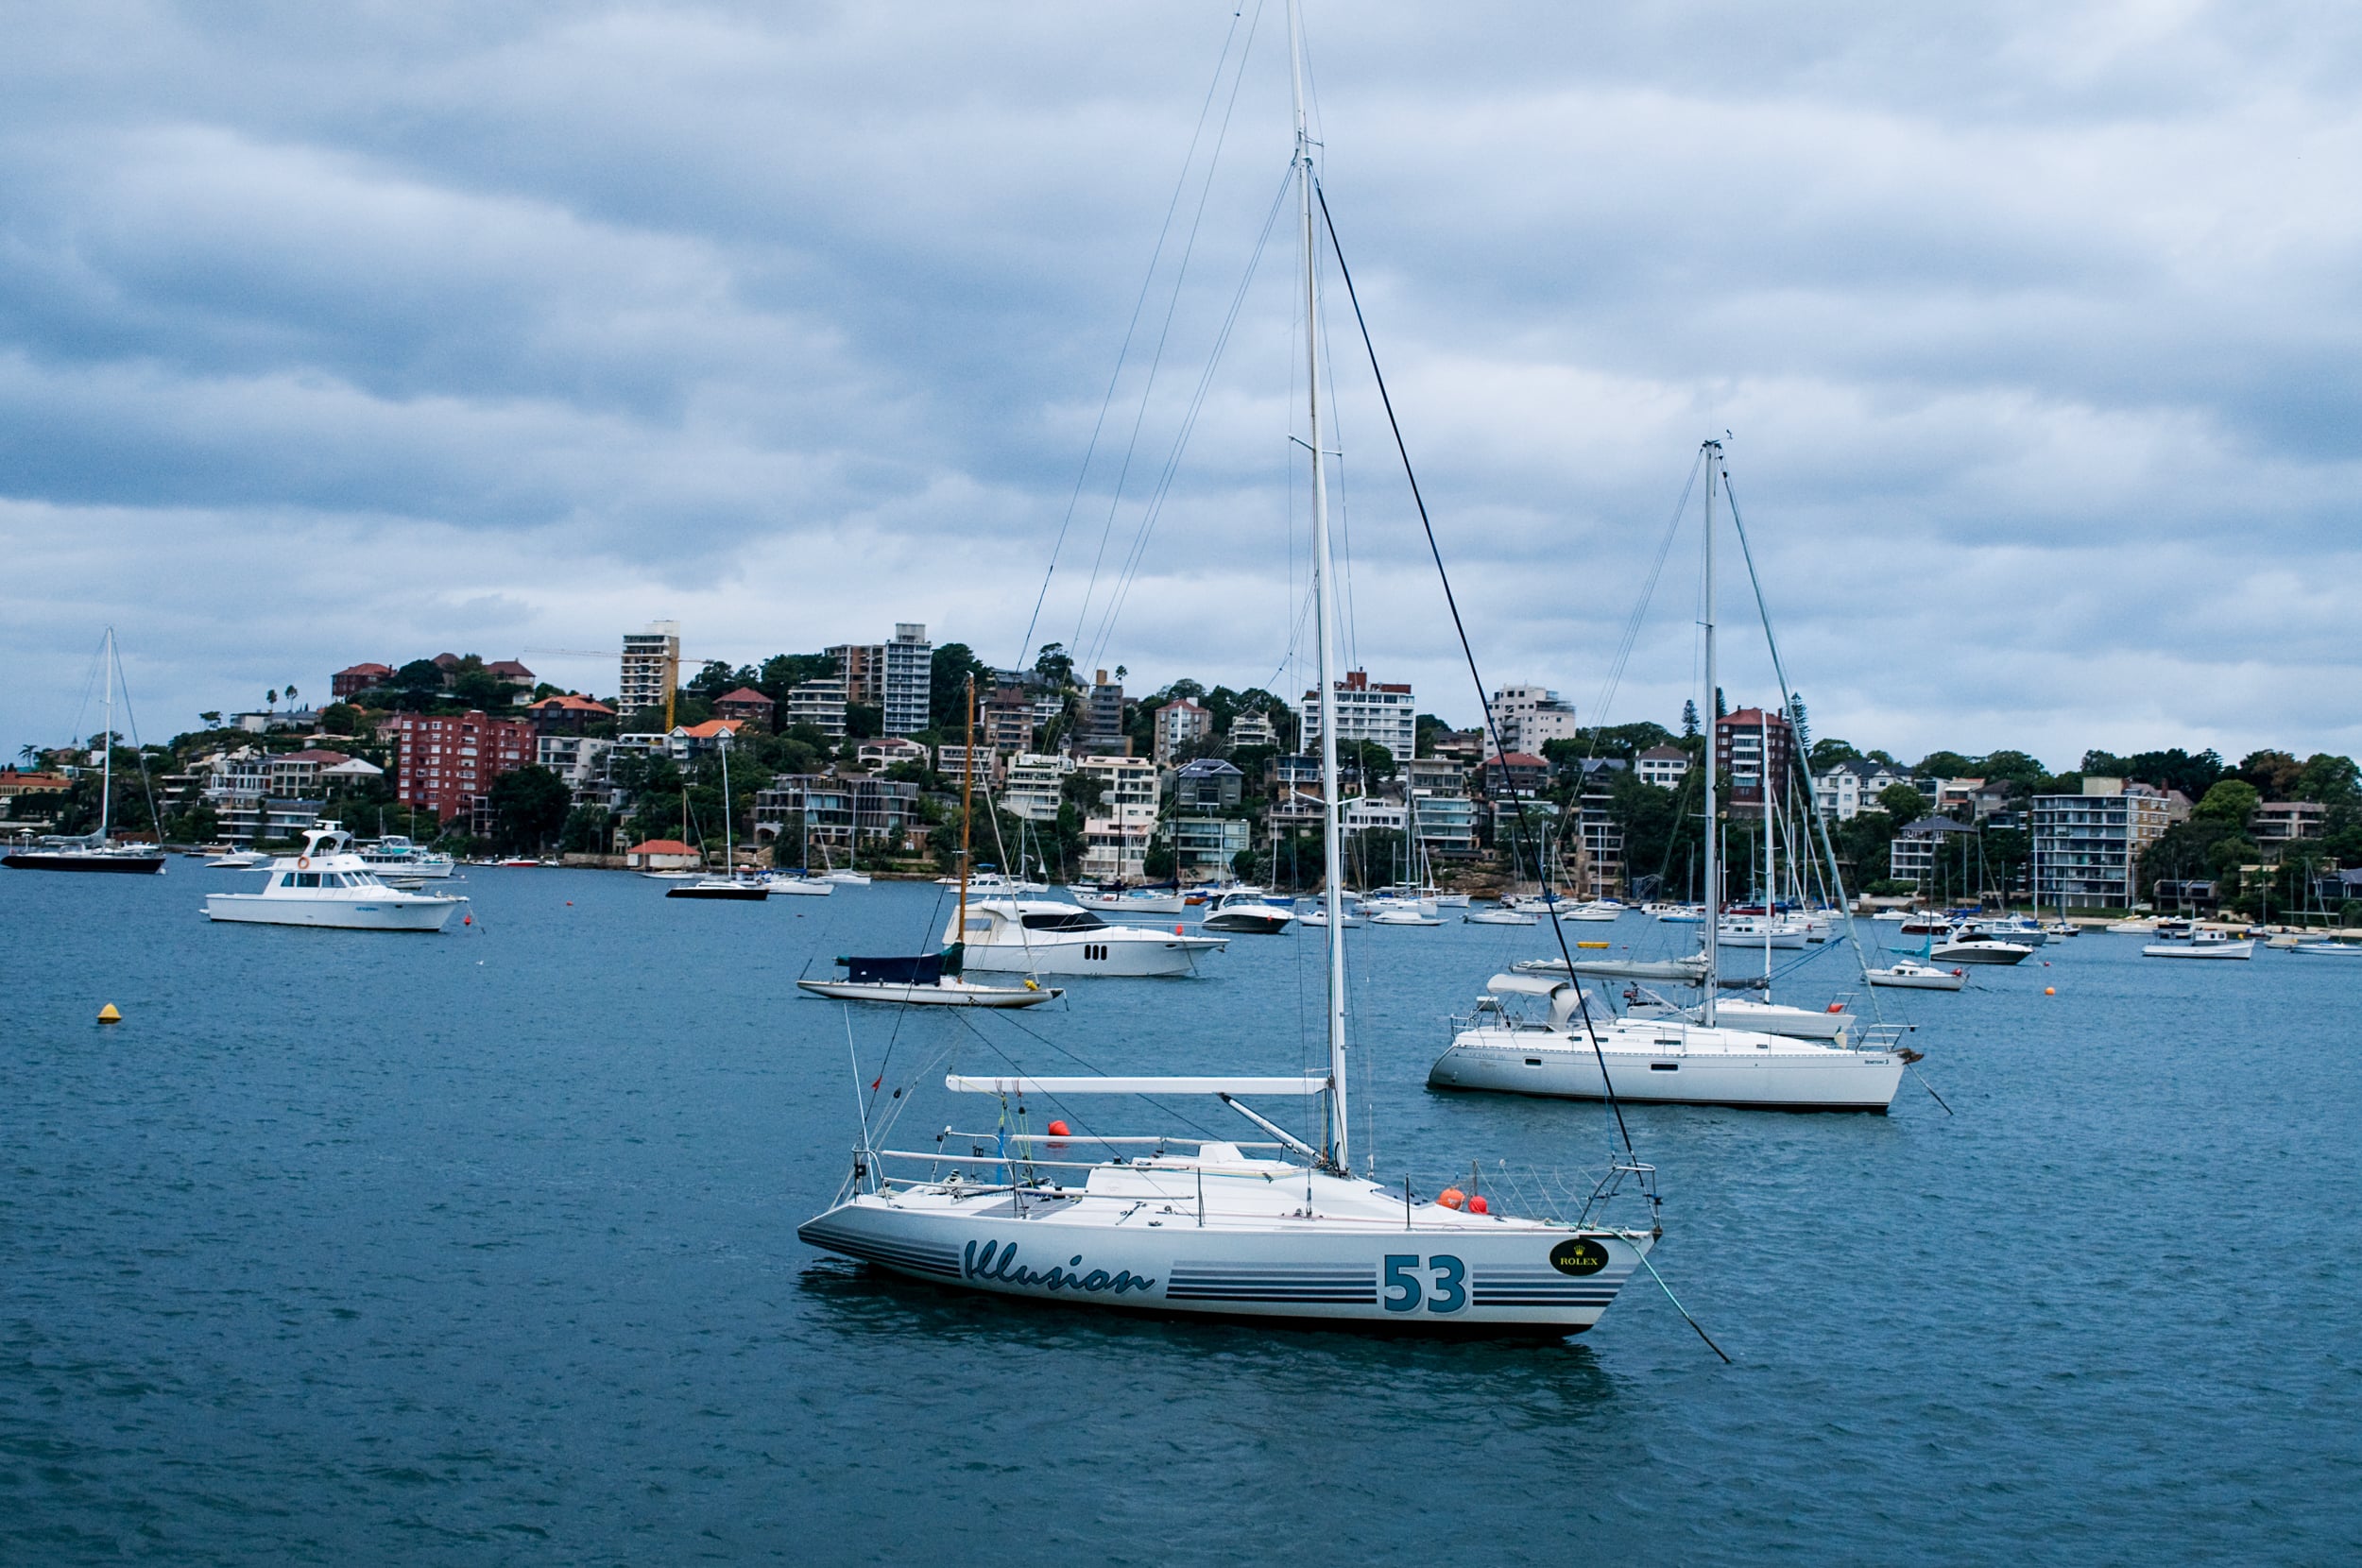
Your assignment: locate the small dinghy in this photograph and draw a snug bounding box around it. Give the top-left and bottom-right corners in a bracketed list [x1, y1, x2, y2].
[796, 946, 1063, 1008]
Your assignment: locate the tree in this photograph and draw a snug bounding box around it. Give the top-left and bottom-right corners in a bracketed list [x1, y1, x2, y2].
[2297, 754, 2359, 806]
[1808, 738, 1861, 771]
[197, 711, 222, 727]
[320, 703, 362, 736]
[265, 688, 279, 712]
[1785, 693, 1810, 748]
[1878, 782, 1931, 823]
[1681, 699, 1700, 739]
[930, 643, 993, 731]
[1916, 751, 1977, 780]
[285, 684, 300, 710]
[452, 668, 510, 709]
[2193, 779, 2261, 824]
[2236, 749, 2304, 799]
[845, 703, 882, 740]
[1033, 642, 1075, 690]
[1338, 740, 1396, 785]
[486, 765, 573, 853]
[1977, 750, 2052, 790]
[559, 807, 611, 855]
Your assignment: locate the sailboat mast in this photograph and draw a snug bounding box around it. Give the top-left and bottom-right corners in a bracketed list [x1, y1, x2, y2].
[1761, 704, 1773, 986]
[1291, 0, 1350, 1172]
[1700, 442, 1720, 1027]
[958, 674, 975, 938]
[720, 730, 734, 870]
[98, 626, 115, 842]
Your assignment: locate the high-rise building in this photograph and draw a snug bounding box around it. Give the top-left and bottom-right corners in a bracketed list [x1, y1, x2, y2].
[1151, 697, 1212, 763]
[1074, 670, 1127, 755]
[824, 623, 933, 735]
[2030, 777, 2176, 910]
[881, 623, 933, 736]
[1488, 685, 1580, 755]
[784, 677, 847, 738]
[619, 621, 681, 718]
[1298, 670, 1415, 763]
[388, 710, 537, 824]
[1713, 707, 1797, 820]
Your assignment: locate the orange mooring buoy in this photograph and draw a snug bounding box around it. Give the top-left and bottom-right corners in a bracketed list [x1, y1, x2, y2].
[1047, 1120, 1070, 1137]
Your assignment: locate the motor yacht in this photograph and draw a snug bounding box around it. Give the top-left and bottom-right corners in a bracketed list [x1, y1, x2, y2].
[203, 825, 467, 931]
[1928, 933, 2033, 965]
[1201, 890, 1297, 935]
[947, 899, 1227, 976]
[1070, 885, 1190, 916]
[2144, 929, 2254, 960]
[1864, 959, 1967, 991]
[356, 835, 455, 879]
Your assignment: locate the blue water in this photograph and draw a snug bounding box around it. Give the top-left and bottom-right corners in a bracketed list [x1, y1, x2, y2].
[4, 868, 2356, 1565]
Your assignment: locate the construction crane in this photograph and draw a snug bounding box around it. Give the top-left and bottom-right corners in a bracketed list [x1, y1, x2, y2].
[522, 643, 723, 731]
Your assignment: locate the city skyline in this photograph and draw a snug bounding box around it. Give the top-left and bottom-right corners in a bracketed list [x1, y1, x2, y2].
[6, 4, 2360, 768]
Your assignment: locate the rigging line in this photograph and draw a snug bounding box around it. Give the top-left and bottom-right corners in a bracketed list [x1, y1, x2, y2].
[108, 636, 163, 836]
[1068, 4, 1267, 660]
[1720, 471, 1894, 1034]
[1636, 1249, 1734, 1365]
[1582, 454, 1703, 751]
[1083, 168, 1294, 672]
[1316, 181, 1635, 1164]
[1014, 2, 1258, 673]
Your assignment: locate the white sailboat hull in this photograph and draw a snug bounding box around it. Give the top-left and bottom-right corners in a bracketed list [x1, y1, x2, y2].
[800, 1195, 1650, 1331]
[796, 979, 1063, 1007]
[1429, 1026, 1903, 1111]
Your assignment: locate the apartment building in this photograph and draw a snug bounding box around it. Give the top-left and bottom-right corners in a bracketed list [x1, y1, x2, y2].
[1714, 707, 1797, 819]
[1151, 697, 1212, 764]
[826, 624, 933, 735]
[1814, 758, 1919, 820]
[1298, 670, 1415, 763]
[753, 775, 920, 851]
[1002, 752, 1075, 823]
[1076, 671, 1127, 756]
[538, 734, 618, 808]
[784, 677, 847, 738]
[386, 710, 536, 823]
[2030, 777, 2176, 910]
[619, 622, 681, 718]
[1570, 758, 1627, 897]
[2251, 799, 2325, 849]
[1228, 709, 1278, 750]
[1890, 817, 1977, 889]
[1489, 685, 1580, 756]
[1078, 754, 1156, 882]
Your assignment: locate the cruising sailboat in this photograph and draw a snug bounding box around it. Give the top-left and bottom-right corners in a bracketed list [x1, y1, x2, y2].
[3, 629, 167, 875]
[1426, 442, 1905, 1112]
[800, 10, 1658, 1328]
[668, 732, 767, 900]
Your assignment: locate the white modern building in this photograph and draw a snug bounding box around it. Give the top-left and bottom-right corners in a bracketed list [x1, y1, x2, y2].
[1002, 752, 1075, 823]
[824, 623, 933, 736]
[1489, 685, 1580, 756]
[1078, 755, 1158, 882]
[619, 621, 681, 718]
[1228, 709, 1278, 750]
[2030, 777, 2176, 910]
[1814, 758, 1920, 821]
[1298, 670, 1415, 765]
[538, 734, 617, 808]
[1636, 744, 1691, 790]
[1151, 698, 1213, 764]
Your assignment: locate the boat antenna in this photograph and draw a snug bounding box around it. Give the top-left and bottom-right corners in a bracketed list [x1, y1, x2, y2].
[1291, 0, 1351, 1175]
[1314, 183, 1635, 1162]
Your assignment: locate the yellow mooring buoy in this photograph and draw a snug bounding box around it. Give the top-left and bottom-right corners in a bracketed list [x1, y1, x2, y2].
[97, 1003, 123, 1024]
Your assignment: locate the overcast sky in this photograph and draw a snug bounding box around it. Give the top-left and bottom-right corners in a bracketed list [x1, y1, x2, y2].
[5, 1, 2358, 771]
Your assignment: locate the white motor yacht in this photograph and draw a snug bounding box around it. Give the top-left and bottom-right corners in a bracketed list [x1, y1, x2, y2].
[1464, 907, 1537, 926]
[205, 848, 273, 869]
[203, 825, 468, 931]
[2144, 929, 2254, 960]
[948, 899, 1226, 977]
[1201, 890, 1297, 935]
[1865, 959, 1967, 991]
[1929, 933, 2034, 965]
[355, 835, 455, 879]
[1429, 975, 1903, 1112]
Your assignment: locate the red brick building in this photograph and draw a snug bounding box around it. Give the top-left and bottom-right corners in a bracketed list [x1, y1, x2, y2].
[333, 662, 394, 698]
[387, 710, 536, 823]
[1714, 707, 1797, 820]
[713, 687, 777, 731]
[526, 693, 617, 734]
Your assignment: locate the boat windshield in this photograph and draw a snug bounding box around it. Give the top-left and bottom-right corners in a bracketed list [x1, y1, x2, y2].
[1020, 910, 1105, 932]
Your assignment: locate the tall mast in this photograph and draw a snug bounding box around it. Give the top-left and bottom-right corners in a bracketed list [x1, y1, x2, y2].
[1761, 704, 1773, 987]
[1700, 442, 1720, 1027]
[958, 674, 975, 939]
[1291, 0, 1350, 1172]
[720, 729, 734, 871]
[100, 626, 114, 843]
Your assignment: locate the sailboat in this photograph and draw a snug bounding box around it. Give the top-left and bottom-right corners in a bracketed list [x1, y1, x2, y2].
[667, 733, 767, 900]
[800, 11, 1658, 1329]
[3, 628, 167, 875]
[799, 679, 1063, 1007]
[1427, 442, 1907, 1111]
